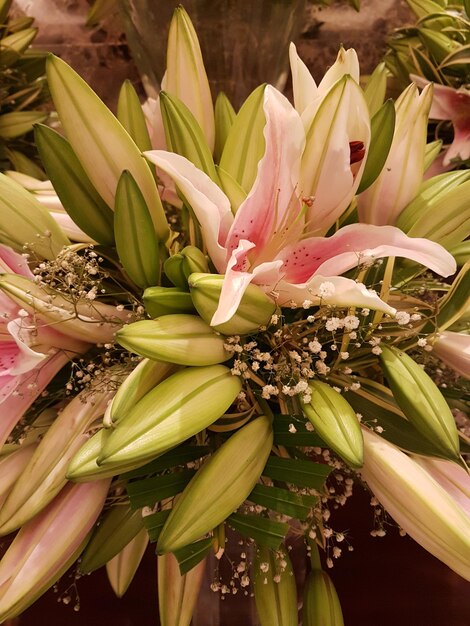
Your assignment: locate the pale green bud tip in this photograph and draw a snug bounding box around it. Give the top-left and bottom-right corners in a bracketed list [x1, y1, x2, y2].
[188, 272, 277, 335]
[303, 570, 344, 626]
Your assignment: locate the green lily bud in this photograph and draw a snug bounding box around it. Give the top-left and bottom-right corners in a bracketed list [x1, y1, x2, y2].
[0, 28, 37, 67]
[80, 504, 146, 574]
[0, 273, 129, 344]
[143, 287, 195, 318]
[214, 92, 236, 162]
[164, 253, 188, 289]
[158, 415, 273, 553]
[106, 527, 149, 598]
[188, 273, 277, 335]
[98, 365, 242, 469]
[0, 390, 111, 535]
[0, 111, 47, 140]
[158, 553, 206, 626]
[115, 315, 231, 366]
[254, 545, 297, 626]
[303, 570, 344, 626]
[110, 358, 178, 425]
[380, 346, 460, 460]
[0, 444, 38, 509]
[180, 245, 209, 277]
[303, 381, 363, 469]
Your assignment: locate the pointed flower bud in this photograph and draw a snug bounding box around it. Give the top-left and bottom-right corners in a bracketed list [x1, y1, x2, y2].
[0, 273, 129, 344]
[115, 315, 231, 366]
[253, 545, 297, 626]
[303, 381, 363, 468]
[98, 365, 242, 469]
[0, 480, 110, 622]
[158, 415, 273, 553]
[158, 553, 206, 626]
[432, 331, 470, 380]
[106, 527, 149, 598]
[0, 444, 38, 508]
[360, 429, 470, 581]
[143, 286, 195, 318]
[379, 345, 460, 460]
[303, 569, 344, 626]
[188, 273, 277, 335]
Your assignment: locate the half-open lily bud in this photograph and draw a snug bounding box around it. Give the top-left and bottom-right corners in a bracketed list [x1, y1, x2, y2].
[80, 504, 146, 574]
[165, 6, 215, 152]
[98, 365, 242, 468]
[358, 83, 433, 226]
[254, 545, 297, 626]
[432, 331, 470, 380]
[303, 569, 344, 626]
[157, 415, 273, 553]
[188, 273, 277, 334]
[143, 286, 195, 318]
[303, 381, 363, 468]
[412, 456, 470, 516]
[106, 527, 149, 598]
[0, 273, 129, 344]
[360, 429, 470, 581]
[158, 553, 206, 626]
[380, 345, 460, 460]
[115, 315, 231, 366]
[0, 480, 110, 622]
[0, 389, 111, 534]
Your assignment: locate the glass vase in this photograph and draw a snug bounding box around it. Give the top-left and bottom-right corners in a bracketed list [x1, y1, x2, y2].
[117, 0, 306, 107]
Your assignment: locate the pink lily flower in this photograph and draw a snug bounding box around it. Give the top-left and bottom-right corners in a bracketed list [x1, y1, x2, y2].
[412, 75, 470, 166]
[146, 86, 456, 326]
[413, 456, 470, 517]
[432, 330, 470, 380]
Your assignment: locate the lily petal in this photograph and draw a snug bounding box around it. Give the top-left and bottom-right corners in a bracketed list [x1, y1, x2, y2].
[432, 331, 470, 379]
[144, 150, 232, 272]
[289, 42, 318, 115]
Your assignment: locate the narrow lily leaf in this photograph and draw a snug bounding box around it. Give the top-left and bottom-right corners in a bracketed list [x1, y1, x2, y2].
[0, 0, 11, 25]
[0, 28, 37, 67]
[0, 173, 69, 259]
[142, 510, 170, 542]
[465, 0, 470, 19]
[46, 55, 169, 242]
[418, 29, 460, 65]
[114, 170, 161, 288]
[215, 165, 247, 214]
[86, 0, 118, 27]
[0, 111, 47, 139]
[227, 513, 288, 550]
[248, 485, 317, 520]
[121, 445, 210, 480]
[363, 62, 388, 116]
[160, 92, 217, 182]
[424, 139, 443, 171]
[127, 470, 195, 509]
[214, 92, 236, 162]
[117, 80, 153, 152]
[410, 47, 443, 83]
[35, 124, 114, 245]
[80, 505, 145, 573]
[435, 262, 470, 331]
[219, 84, 266, 193]
[450, 241, 470, 267]
[356, 100, 395, 194]
[173, 538, 212, 575]
[263, 458, 331, 490]
[406, 0, 448, 19]
[7, 149, 46, 180]
[273, 414, 325, 448]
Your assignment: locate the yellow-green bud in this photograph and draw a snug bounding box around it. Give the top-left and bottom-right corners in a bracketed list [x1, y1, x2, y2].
[188, 273, 277, 335]
[181, 246, 209, 277]
[158, 553, 206, 626]
[143, 286, 195, 318]
[106, 528, 149, 598]
[254, 545, 297, 626]
[115, 314, 231, 366]
[303, 381, 363, 468]
[157, 415, 273, 553]
[98, 365, 242, 469]
[164, 254, 187, 289]
[303, 570, 344, 626]
[380, 346, 460, 460]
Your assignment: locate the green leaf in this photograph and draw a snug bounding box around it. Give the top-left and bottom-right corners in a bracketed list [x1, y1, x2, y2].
[173, 538, 212, 575]
[263, 457, 330, 490]
[435, 261, 470, 331]
[406, 0, 448, 19]
[219, 84, 266, 193]
[127, 470, 195, 509]
[418, 28, 460, 64]
[465, 0, 470, 19]
[439, 43, 470, 70]
[0, 111, 47, 139]
[160, 91, 217, 181]
[117, 80, 152, 153]
[114, 170, 161, 288]
[227, 513, 288, 550]
[357, 99, 395, 194]
[46, 55, 168, 242]
[450, 240, 470, 267]
[0, 1, 12, 26]
[86, 0, 118, 26]
[0, 173, 69, 259]
[142, 510, 171, 543]
[273, 414, 325, 447]
[363, 62, 388, 116]
[214, 91, 236, 163]
[35, 124, 114, 245]
[248, 484, 317, 520]
[121, 445, 210, 480]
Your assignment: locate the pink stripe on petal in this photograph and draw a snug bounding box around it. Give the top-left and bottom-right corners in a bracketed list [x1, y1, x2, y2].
[0, 246, 33, 278]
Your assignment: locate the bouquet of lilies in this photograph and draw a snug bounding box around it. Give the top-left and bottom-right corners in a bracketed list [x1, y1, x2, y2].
[0, 6, 468, 625]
